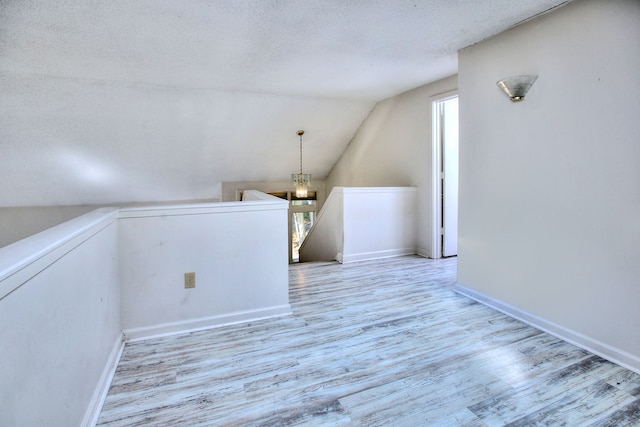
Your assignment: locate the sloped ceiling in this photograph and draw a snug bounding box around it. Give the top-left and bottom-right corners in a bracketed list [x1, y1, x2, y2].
[0, 0, 569, 207]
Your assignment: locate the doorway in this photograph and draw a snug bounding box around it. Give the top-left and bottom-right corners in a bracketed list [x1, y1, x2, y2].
[432, 94, 459, 258]
[269, 191, 317, 263]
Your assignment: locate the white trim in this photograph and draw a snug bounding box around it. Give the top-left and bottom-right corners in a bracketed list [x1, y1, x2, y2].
[123, 305, 293, 343]
[431, 97, 443, 259]
[0, 208, 119, 300]
[453, 283, 640, 375]
[119, 199, 288, 219]
[429, 88, 460, 102]
[415, 246, 431, 258]
[81, 334, 125, 427]
[430, 90, 458, 260]
[340, 248, 416, 264]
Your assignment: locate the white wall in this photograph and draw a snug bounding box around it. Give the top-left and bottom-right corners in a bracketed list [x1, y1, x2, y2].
[119, 200, 291, 340]
[342, 187, 417, 263]
[325, 76, 457, 257]
[299, 187, 417, 263]
[457, 0, 640, 371]
[0, 209, 122, 426]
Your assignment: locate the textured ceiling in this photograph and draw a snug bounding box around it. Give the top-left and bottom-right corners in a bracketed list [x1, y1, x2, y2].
[0, 0, 570, 207]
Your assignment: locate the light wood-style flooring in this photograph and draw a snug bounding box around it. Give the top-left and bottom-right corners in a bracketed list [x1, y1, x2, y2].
[97, 256, 640, 426]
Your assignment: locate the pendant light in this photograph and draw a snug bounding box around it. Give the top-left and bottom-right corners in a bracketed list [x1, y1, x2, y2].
[291, 130, 311, 198]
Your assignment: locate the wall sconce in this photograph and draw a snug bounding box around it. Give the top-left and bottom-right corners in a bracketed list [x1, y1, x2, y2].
[291, 130, 311, 198]
[496, 75, 538, 102]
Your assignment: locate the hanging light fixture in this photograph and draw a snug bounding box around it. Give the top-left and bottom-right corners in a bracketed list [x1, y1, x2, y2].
[496, 75, 538, 102]
[291, 129, 311, 198]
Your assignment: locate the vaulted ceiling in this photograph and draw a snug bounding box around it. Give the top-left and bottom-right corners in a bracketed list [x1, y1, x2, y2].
[0, 0, 569, 207]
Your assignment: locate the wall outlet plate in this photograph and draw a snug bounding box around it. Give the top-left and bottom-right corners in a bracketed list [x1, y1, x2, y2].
[184, 272, 196, 288]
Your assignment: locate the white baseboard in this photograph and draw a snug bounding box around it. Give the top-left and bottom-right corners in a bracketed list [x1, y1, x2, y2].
[453, 283, 640, 375]
[415, 246, 431, 259]
[340, 247, 416, 264]
[81, 334, 125, 427]
[123, 305, 292, 343]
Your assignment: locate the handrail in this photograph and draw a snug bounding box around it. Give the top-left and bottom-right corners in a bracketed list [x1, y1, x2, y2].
[0, 208, 119, 300]
[1, 193, 287, 300]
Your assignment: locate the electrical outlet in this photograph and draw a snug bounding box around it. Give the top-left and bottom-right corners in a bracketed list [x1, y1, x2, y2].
[184, 272, 196, 289]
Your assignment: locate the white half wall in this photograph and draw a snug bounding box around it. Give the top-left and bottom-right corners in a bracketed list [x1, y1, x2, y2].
[457, 0, 640, 371]
[118, 199, 291, 340]
[1, 195, 292, 424]
[0, 209, 122, 427]
[325, 76, 458, 258]
[299, 187, 417, 263]
[341, 187, 417, 263]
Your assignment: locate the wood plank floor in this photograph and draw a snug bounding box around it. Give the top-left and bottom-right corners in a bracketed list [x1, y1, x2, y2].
[97, 256, 640, 426]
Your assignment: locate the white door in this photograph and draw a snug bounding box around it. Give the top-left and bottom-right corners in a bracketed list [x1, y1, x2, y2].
[441, 97, 459, 257]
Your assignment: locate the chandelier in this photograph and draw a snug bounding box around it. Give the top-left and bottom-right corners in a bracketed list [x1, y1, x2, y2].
[291, 129, 311, 198]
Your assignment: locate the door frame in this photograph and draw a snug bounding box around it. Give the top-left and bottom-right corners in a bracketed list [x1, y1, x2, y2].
[431, 90, 458, 259]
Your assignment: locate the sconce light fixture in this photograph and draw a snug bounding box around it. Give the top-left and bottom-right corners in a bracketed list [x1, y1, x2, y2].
[496, 75, 538, 102]
[291, 130, 311, 198]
